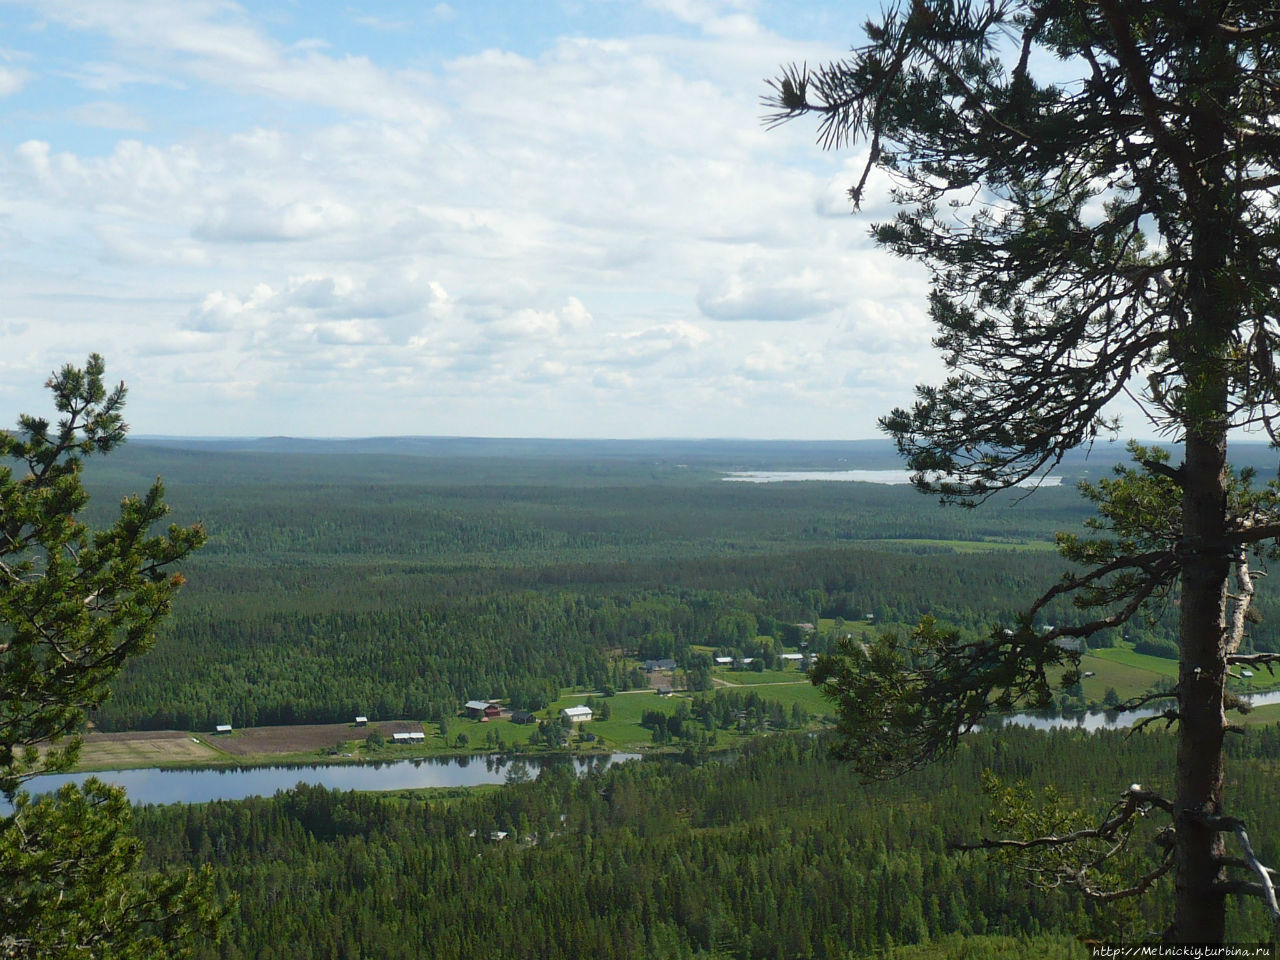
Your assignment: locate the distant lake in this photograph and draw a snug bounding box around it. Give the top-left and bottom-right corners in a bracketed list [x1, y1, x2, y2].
[1004, 689, 1280, 732]
[723, 470, 1063, 486]
[18, 753, 639, 808]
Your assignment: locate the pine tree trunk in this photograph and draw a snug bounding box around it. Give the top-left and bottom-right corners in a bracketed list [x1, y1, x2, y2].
[1172, 19, 1234, 938]
[1173, 429, 1228, 942]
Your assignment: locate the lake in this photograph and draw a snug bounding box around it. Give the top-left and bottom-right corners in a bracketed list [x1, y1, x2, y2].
[19, 753, 640, 807]
[723, 470, 1063, 486]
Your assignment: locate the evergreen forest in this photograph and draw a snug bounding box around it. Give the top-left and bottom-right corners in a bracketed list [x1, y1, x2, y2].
[63, 439, 1280, 955]
[83, 439, 1280, 731]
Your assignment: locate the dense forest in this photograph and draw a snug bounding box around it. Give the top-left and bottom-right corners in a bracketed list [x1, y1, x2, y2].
[83, 440, 1280, 731]
[52, 439, 1280, 957]
[135, 728, 1280, 958]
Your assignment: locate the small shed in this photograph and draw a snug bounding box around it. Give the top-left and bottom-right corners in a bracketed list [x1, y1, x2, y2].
[214, 724, 232, 735]
[560, 705, 593, 723]
[354, 716, 368, 726]
[714, 656, 733, 666]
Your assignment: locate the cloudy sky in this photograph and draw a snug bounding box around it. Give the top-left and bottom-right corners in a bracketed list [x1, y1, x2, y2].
[0, 0, 947, 439]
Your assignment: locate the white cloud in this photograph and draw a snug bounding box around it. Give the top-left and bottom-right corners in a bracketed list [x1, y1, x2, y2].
[0, 65, 30, 96]
[0, 0, 955, 439]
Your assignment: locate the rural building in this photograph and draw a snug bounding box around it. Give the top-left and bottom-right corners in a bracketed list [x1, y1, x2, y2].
[484, 703, 502, 719]
[464, 700, 491, 719]
[510, 710, 536, 725]
[656, 686, 673, 697]
[488, 830, 509, 842]
[392, 731, 426, 743]
[780, 653, 803, 662]
[714, 656, 733, 666]
[644, 658, 677, 672]
[560, 705, 593, 723]
[354, 716, 368, 726]
[214, 724, 232, 734]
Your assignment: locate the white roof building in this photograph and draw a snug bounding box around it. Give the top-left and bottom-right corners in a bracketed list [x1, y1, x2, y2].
[560, 705, 593, 723]
[392, 731, 426, 742]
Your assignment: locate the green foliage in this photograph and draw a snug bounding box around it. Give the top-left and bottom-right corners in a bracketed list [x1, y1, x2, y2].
[812, 619, 1069, 780]
[0, 357, 216, 957]
[0, 781, 223, 959]
[0, 356, 205, 794]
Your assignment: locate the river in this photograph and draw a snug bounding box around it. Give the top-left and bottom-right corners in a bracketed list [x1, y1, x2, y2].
[18, 690, 1280, 806]
[1000, 689, 1280, 732]
[20, 752, 640, 807]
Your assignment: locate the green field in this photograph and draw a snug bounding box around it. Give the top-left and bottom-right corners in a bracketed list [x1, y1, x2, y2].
[718, 667, 809, 685]
[860, 538, 1059, 553]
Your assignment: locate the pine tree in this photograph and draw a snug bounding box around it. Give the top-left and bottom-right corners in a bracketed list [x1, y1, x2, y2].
[0, 356, 218, 957]
[768, 0, 1280, 941]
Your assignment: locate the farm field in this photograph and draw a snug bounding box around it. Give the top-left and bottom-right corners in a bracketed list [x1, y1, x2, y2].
[67, 678, 837, 771]
[75, 730, 229, 770]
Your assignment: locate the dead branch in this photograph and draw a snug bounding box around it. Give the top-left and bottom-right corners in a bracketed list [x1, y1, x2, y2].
[1129, 710, 1181, 735]
[1226, 549, 1257, 656]
[951, 786, 1174, 853]
[1226, 652, 1280, 668]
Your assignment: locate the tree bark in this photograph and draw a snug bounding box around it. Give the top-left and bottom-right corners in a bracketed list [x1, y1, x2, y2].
[1174, 428, 1228, 943]
[1170, 15, 1235, 940]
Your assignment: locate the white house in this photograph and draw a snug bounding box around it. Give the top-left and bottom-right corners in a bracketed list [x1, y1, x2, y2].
[392, 731, 426, 742]
[560, 705, 593, 723]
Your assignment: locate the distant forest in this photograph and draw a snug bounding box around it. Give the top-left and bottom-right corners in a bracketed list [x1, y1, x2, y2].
[137, 728, 1280, 958]
[82, 439, 1280, 731]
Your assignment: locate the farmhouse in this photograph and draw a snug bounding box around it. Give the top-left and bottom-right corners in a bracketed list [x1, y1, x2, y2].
[214, 724, 232, 734]
[644, 658, 677, 672]
[560, 705, 593, 723]
[464, 700, 501, 720]
[714, 656, 733, 666]
[510, 710, 536, 725]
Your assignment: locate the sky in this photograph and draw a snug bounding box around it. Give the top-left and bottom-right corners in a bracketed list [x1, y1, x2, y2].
[0, 0, 948, 440]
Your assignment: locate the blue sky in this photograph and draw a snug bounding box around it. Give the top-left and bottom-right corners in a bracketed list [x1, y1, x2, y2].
[0, 0, 955, 439]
